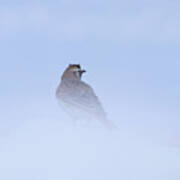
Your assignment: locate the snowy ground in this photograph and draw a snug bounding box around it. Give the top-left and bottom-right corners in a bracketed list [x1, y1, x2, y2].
[0, 98, 180, 180]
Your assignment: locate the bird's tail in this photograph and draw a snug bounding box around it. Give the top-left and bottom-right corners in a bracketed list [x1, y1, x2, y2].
[99, 117, 118, 130]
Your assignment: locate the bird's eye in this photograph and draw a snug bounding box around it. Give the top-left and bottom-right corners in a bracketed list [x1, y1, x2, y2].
[72, 67, 80, 72]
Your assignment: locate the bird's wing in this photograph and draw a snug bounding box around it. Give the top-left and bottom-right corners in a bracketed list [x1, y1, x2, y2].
[57, 80, 116, 129]
[69, 81, 107, 118]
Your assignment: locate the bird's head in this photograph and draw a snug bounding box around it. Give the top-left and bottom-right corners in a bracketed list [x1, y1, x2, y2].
[62, 64, 86, 81]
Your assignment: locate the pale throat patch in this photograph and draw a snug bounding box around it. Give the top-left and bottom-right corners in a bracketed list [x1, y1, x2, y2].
[72, 67, 81, 78]
[74, 71, 80, 78]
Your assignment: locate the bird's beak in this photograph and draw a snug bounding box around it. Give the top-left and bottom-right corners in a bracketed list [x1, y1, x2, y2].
[80, 69, 86, 73]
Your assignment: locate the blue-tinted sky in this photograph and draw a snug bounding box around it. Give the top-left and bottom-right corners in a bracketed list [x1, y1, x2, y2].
[0, 0, 179, 125]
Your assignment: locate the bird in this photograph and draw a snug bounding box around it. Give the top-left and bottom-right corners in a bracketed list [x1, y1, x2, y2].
[56, 64, 116, 129]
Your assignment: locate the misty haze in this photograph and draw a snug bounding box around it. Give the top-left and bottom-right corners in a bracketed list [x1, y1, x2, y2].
[0, 0, 180, 180]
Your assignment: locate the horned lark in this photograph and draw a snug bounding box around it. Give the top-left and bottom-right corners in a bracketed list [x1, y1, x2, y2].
[56, 64, 115, 128]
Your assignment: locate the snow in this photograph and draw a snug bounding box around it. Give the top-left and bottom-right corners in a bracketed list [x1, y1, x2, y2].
[0, 108, 180, 180]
